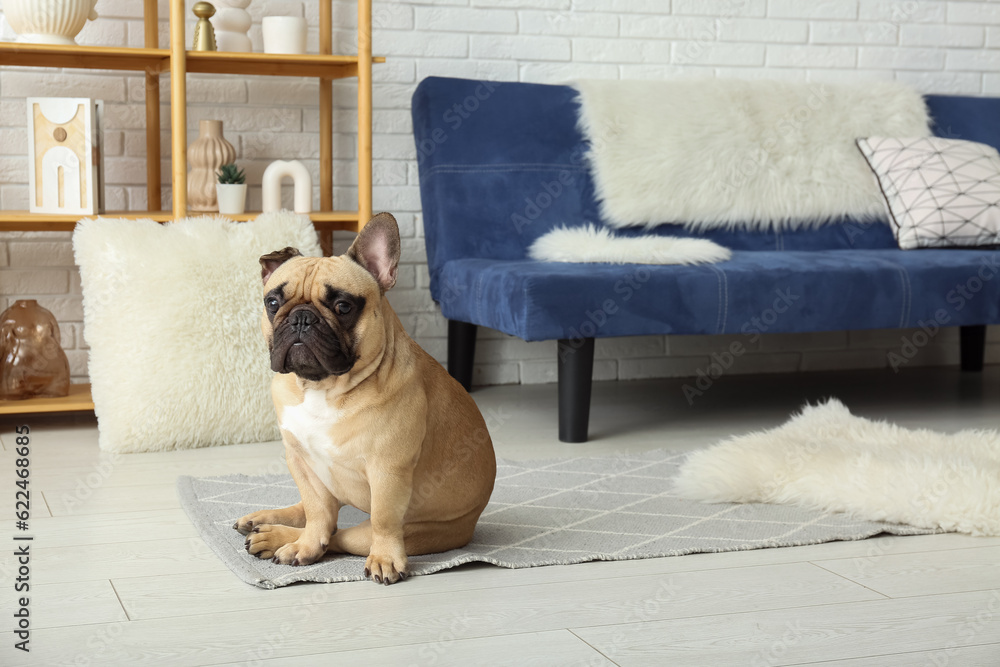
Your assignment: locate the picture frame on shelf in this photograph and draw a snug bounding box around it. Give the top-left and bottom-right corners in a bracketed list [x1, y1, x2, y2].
[26, 97, 105, 216]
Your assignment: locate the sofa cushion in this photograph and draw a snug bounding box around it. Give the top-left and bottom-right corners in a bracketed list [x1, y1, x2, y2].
[438, 249, 1000, 341]
[857, 136, 1000, 250]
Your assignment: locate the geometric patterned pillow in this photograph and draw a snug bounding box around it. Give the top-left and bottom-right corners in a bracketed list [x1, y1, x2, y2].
[856, 136, 1000, 250]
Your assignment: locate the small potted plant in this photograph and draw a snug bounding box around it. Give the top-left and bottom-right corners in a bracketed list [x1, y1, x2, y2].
[216, 162, 247, 215]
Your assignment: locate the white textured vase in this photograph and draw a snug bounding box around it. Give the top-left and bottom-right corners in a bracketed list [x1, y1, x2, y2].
[211, 0, 253, 53]
[2, 0, 99, 45]
[187, 120, 236, 212]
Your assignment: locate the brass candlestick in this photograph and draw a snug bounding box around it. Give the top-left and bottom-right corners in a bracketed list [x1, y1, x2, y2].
[192, 2, 218, 52]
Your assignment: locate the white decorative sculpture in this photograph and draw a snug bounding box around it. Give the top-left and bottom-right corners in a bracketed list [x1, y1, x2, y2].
[27, 97, 103, 215]
[211, 0, 252, 52]
[261, 160, 312, 214]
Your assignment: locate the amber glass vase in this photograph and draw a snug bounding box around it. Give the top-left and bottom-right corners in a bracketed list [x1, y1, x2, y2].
[0, 300, 70, 400]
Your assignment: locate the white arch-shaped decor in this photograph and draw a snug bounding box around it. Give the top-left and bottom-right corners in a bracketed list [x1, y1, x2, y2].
[261, 160, 312, 213]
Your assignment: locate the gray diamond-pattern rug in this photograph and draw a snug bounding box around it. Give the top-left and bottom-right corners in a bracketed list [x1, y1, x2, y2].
[178, 450, 934, 589]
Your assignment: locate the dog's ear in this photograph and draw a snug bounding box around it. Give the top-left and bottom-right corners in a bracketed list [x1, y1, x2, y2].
[347, 212, 400, 293]
[259, 247, 301, 285]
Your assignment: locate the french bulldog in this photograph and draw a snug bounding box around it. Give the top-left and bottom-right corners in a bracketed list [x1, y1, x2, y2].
[236, 212, 496, 584]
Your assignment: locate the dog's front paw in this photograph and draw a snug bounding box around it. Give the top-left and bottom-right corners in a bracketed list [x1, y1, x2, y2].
[245, 524, 301, 560]
[271, 539, 327, 566]
[234, 511, 272, 536]
[364, 551, 408, 585]
[234, 504, 305, 535]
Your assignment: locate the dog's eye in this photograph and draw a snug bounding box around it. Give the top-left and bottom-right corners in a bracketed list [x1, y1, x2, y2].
[265, 297, 280, 311]
[334, 302, 352, 315]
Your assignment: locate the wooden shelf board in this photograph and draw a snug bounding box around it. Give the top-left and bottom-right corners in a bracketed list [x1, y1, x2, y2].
[0, 211, 361, 232]
[186, 52, 383, 78]
[0, 41, 169, 72]
[0, 42, 383, 79]
[223, 211, 360, 231]
[0, 211, 173, 232]
[0, 384, 94, 416]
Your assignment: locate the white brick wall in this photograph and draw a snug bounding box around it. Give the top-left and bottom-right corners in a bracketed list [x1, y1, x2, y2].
[2, 0, 999, 385]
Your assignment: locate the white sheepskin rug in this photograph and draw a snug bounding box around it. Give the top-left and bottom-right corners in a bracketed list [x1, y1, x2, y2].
[674, 399, 1000, 536]
[73, 212, 322, 453]
[528, 224, 731, 264]
[574, 78, 931, 231]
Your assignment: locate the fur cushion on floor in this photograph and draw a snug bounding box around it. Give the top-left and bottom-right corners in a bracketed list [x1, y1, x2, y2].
[73, 213, 322, 453]
[528, 224, 731, 264]
[574, 78, 931, 231]
[673, 398, 1000, 536]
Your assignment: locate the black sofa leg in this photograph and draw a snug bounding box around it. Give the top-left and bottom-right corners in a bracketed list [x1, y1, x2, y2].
[448, 320, 477, 391]
[558, 338, 595, 443]
[960, 325, 986, 372]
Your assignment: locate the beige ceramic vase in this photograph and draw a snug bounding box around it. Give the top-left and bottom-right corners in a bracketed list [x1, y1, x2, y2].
[187, 120, 236, 212]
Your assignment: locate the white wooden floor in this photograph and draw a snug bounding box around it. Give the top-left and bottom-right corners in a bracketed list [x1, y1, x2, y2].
[2, 366, 1000, 666]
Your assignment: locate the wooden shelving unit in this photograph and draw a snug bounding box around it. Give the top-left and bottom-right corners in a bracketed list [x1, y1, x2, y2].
[0, 0, 380, 415]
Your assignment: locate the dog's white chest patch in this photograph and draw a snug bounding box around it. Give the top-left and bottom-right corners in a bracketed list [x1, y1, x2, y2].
[280, 390, 344, 491]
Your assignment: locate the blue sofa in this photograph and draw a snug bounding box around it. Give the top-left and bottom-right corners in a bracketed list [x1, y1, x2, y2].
[411, 76, 1000, 442]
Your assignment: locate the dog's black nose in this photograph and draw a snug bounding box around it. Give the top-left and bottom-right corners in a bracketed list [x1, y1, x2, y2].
[288, 307, 319, 332]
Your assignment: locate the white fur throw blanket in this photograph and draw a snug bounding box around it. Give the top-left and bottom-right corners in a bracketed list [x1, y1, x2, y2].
[528, 224, 730, 264]
[574, 78, 931, 231]
[73, 213, 321, 453]
[674, 399, 1000, 536]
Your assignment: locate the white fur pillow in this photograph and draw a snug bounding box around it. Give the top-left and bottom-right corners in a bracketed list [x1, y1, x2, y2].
[528, 225, 731, 264]
[73, 213, 322, 453]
